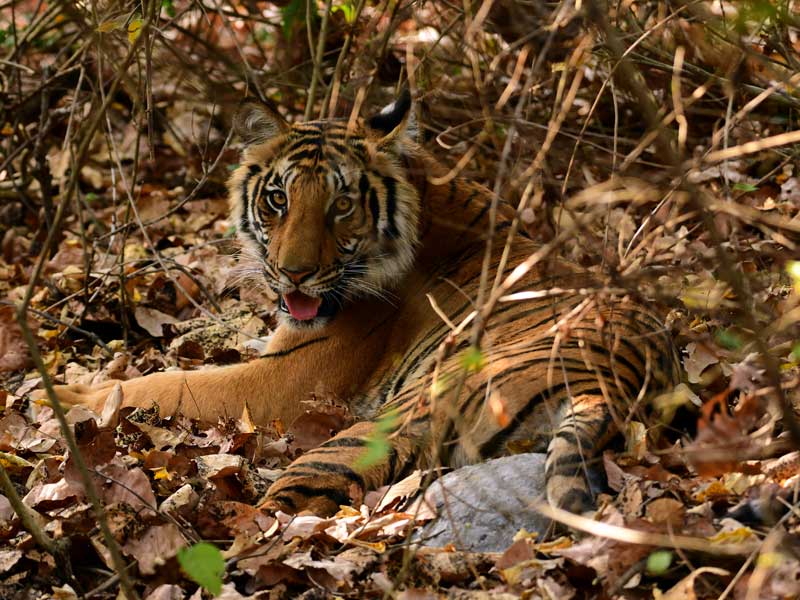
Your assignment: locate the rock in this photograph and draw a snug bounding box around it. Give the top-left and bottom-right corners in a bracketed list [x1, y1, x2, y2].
[417, 454, 550, 552]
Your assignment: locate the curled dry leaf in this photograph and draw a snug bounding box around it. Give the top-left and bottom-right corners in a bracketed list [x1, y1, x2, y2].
[135, 306, 181, 338]
[98, 382, 123, 428]
[160, 483, 200, 515]
[682, 341, 719, 384]
[368, 469, 423, 512]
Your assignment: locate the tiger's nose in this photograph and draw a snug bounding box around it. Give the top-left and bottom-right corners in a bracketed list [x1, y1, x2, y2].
[279, 266, 316, 284]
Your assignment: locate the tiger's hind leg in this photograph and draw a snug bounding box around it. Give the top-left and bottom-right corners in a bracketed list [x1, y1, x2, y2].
[260, 419, 420, 516]
[545, 393, 616, 515]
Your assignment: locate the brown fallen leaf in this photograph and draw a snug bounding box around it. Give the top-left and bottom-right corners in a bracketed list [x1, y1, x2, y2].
[661, 566, 730, 600]
[287, 403, 352, 452]
[123, 522, 186, 575]
[23, 479, 84, 510]
[134, 306, 181, 337]
[367, 469, 423, 512]
[645, 497, 685, 528]
[0, 495, 14, 523]
[0, 305, 36, 373]
[0, 549, 23, 576]
[142, 584, 185, 600]
[97, 461, 157, 513]
[283, 550, 362, 585]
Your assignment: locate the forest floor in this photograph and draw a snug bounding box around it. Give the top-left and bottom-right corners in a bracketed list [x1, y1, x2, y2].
[2, 0, 800, 598]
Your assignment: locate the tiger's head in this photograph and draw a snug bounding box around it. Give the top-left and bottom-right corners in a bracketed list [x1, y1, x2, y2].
[229, 92, 420, 328]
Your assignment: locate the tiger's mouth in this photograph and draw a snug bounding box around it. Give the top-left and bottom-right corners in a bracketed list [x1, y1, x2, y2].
[279, 290, 338, 322]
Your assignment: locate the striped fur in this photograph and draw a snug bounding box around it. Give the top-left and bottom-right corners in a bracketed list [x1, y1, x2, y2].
[230, 94, 681, 516]
[49, 93, 681, 519]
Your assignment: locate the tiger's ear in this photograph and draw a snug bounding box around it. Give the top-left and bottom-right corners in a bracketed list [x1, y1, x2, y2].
[367, 88, 417, 149]
[233, 98, 290, 145]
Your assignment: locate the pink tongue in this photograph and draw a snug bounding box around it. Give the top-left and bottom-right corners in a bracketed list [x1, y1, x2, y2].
[284, 291, 322, 320]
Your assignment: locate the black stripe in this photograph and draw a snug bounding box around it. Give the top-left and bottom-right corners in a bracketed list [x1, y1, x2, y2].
[467, 201, 491, 230]
[547, 452, 588, 473]
[369, 188, 380, 234]
[271, 495, 296, 511]
[239, 168, 261, 235]
[386, 446, 399, 481]
[554, 429, 579, 446]
[556, 488, 594, 512]
[481, 386, 603, 456]
[287, 134, 322, 149]
[382, 177, 400, 239]
[260, 336, 328, 359]
[287, 147, 321, 163]
[297, 461, 365, 488]
[273, 485, 350, 507]
[321, 437, 367, 448]
[359, 173, 370, 215]
[330, 163, 346, 190]
[277, 469, 331, 480]
[461, 188, 479, 208]
[325, 140, 352, 157]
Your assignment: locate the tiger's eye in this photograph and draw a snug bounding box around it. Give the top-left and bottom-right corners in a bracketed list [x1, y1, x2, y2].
[334, 196, 353, 214]
[269, 191, 287, 211]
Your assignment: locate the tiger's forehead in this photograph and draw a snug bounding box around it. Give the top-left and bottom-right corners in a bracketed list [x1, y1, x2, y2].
[259, 120, 368, 190]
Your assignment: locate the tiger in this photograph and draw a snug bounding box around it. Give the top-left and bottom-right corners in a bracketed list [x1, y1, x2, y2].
[48, 90, 681, 518]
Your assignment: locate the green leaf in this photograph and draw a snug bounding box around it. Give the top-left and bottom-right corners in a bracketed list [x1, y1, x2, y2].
[178, 542, 224, 596]
[461, 346, 485, 373]
[646, 550, 673, 575]
[161, 0, 176, 18]
[280, 0, 311, 41]
[332, 1, 356, 23]
[355, 410, 398, 469]
[790, 343, 800, 363]
[715, 328, 742, 350]
[733, 182, 759, 192]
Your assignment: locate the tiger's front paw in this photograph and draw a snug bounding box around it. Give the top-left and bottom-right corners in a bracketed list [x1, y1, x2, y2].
[33, 380, 121, 413]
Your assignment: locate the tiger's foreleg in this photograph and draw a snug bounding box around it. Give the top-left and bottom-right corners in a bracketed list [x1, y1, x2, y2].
[260, 419, 420, 516]
[545, 393, 615, 514]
